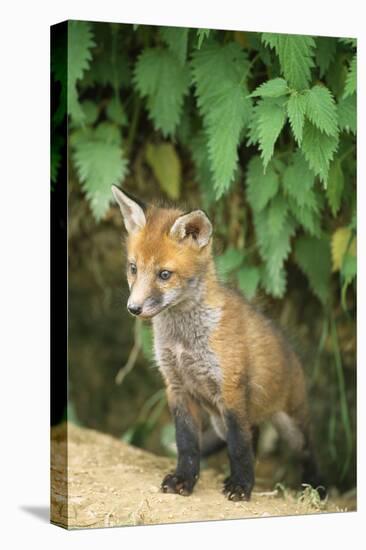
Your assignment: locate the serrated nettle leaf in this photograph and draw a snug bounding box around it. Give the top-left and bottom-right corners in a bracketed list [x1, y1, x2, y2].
[341, 254, 356, 286]
[261, 263, 287, 298]
[237, 266, 261, 300]
[216, 247, 245, 280]
[315, 37, 337, 78]
[337, 95, 356, 134]
[134, 48, 190, 136]
[343, 55, 357, 98]
[267, 194, 288, 235]
[331, 227, 356, 271]
[67, 21, 95, 122]
[326, 160, 345, 217]
[160, 26, 189, 65]
[190, 132, 216, 208]
[287, 92, 307, 145]
[288, 196, 321, 236]
[250, 78, 289, 98]
[246, 156, 280, 212]
[282, 152, 316, 209]
[196, 29, 210, 49]
[72, 130, 128, 221]
[301, 120, 339, 183]
[68, 21, 95, 84]
[261, 33, 279, 50]
[106, 98, 128, 126]
[253, 208, 295, 295]
[192, 42, 252, 195]
[294, 235, 331, 304]
[81, 100, 99, 125]
[94, 122, 122, 145]
[338, 37, 357, 49]
[145, 142, 181, 200]
[305, 85, 339, 137]
[255, 97, 287, 168]
[263, 34, 315, 90]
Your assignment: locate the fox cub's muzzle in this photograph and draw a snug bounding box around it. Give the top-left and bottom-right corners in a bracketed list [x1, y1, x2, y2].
[127, 304, 142, 316]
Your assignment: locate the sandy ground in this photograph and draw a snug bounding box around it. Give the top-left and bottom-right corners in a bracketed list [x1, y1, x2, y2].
[51, 423, 356, 529]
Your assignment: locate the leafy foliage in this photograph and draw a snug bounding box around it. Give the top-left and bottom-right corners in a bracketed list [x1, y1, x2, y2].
[67, 21, 95, 124]
[287, 92, 307, 145]
[262, 33, 315, 89]
[61, 21, 356, 307]
[72, 125, 128, 220]
[192, 42, 252, 195]
[343, 55, 356, 98]
[294, 236, 331, 304]
[134, 48, 190, 136]
[305, 85, 338, 137]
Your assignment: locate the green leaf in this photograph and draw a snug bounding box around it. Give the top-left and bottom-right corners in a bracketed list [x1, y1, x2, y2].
[337, 95, 356, 134]
[197, 29, 210, 49]
[72, 128, 128, 220]
[262, 33, 315, 90]
[190, 132, 216, 208]
[192, 42, 252, 196]
[67, 21, 95, 124]
[246, 156, 280, 212]
[287, 92, 307, 145]
[256, 97, 287, 168]
[288, 197, 321, 236]
[315, 37, 337, 77]
[338, 38, 357, 48]
[294, 236, 331, 304]
[326, 160, 344, 216]
[282, 153, 320, 237]
[343, 55, 357, 98]
[301, 120, 339, 183]
[160, 26, 189, 65]
[145, 142, 181, 199]
[80, 100, 99, 125]
[253, 208, 295, 297]
[134, 48, 190, 136]
[216, 247, 244, 280]
[341, 254, 356, 287]
[267, 194, 288, 235]
[237, 266, 261, 300]
[282, 152, 315, 206]
[250, 78, 289, 98]
[261, 264, 287, 298]
[106, 98, 128, 126]
[305, 85, 339, 137]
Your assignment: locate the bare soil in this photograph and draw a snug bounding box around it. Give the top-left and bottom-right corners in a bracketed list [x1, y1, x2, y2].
[51, 423, 356, 529]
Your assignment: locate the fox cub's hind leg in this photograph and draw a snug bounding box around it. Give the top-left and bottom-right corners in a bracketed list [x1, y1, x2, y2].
[161, 393, 201, 496]
[273, 409, 326, 499]
[223, 412, 255, 501]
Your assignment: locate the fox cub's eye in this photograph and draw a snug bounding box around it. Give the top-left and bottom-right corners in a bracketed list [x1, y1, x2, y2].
[159, 270, 172, 281]
[130, 263, 137, 275]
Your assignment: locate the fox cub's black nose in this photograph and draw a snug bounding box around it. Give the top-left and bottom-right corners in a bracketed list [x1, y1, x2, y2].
[128, 304, 142, 316]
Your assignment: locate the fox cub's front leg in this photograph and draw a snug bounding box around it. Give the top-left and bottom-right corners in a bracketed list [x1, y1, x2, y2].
[223, 411, 255, 501]
[161, 394, 201, 496]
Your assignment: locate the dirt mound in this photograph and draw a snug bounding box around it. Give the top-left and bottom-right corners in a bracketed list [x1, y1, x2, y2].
[51, 423, 356, 529]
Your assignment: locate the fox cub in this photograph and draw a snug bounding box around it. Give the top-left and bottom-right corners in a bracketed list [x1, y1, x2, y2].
[112, 186, 324, 501]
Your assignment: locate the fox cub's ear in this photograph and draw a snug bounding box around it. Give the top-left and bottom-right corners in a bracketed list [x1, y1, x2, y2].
[170, 210, 212, 248]
[111, 186, 146, 234]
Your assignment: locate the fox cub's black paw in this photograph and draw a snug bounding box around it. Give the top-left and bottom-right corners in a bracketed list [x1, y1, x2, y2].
[223, 476, 252, 501]
[161, 472, 197, 496]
